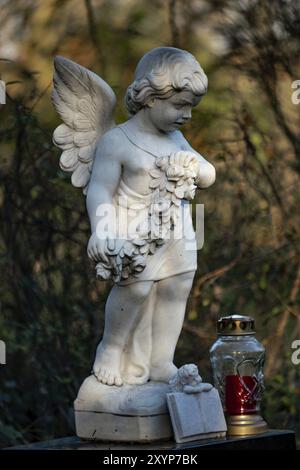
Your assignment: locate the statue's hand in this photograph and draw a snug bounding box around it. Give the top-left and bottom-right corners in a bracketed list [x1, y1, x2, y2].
[87, 232, 109, 264]
[182, 152, 199, 172]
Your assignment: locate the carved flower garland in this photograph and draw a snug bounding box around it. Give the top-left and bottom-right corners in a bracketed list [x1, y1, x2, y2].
[150, 151, 200, 206]
[96, 151, 200, 283]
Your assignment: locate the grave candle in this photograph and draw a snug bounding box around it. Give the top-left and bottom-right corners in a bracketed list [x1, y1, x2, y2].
[210, 315, 268, 436]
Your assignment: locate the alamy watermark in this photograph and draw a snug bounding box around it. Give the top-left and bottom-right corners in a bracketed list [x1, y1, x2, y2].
[0, 80, 6, 104]
[0, 340, 6, 365]
[291, 340, 300, 365]
[291, 80, 300, 105]
[94, 198, 205, 251]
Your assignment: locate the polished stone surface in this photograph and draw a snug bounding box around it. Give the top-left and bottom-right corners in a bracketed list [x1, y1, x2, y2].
[4, 430, 296, 451]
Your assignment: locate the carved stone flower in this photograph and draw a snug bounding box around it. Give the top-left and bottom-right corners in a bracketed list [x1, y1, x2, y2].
[184, 186, 196, 200]
[166, 164, 185, 181]
[96, 263, 111, 280]
[156, 156, 169, 171]
[132, 255, 147, 273]
[150, 197, 171, 215]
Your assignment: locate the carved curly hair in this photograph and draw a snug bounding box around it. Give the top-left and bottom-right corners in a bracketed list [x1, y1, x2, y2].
[125, 47, 208, 116]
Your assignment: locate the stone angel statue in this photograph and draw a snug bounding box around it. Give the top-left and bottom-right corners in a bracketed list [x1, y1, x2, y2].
[52, 47, 216, 391]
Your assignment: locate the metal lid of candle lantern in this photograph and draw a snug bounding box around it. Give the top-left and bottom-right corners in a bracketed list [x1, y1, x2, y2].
[217, 315, 255, 336]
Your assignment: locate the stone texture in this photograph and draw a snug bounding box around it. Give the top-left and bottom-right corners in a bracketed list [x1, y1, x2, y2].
[74, 375, 172, 442]
[75, 411, 172, 443]
[167, 387, 227, 443]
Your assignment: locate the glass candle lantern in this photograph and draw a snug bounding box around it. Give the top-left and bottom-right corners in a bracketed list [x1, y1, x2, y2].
[210, 315, 268, 436]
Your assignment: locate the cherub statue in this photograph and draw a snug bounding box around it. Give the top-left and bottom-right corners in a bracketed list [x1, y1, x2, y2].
[52, 47, 215, 389]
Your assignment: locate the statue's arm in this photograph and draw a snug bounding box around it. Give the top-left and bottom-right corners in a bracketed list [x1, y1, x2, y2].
[176, 131, 216, 189]
[86, 130, 122, 262]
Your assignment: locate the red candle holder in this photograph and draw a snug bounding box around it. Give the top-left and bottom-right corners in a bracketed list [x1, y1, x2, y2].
[210, 315, 268, 436]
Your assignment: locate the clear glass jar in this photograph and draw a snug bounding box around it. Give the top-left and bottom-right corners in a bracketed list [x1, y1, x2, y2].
[210, 315, 268, 435]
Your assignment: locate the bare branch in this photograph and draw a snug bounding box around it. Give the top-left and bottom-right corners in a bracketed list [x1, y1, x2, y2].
[168, 0, 180, 47]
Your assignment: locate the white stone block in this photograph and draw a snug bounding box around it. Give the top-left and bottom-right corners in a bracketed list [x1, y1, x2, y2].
[74, 375, 173, 442]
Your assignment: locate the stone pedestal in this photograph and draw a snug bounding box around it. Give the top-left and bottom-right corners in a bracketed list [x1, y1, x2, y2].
[74, 375, 172, 442]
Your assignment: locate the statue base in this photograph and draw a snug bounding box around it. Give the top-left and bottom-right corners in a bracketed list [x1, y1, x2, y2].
[74, 375, 173, 442]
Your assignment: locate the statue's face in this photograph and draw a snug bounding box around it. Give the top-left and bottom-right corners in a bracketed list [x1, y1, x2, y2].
[147, 90, 201, 133]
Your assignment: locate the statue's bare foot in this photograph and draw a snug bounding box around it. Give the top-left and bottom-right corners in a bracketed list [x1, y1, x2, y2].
[93, 343, 123, 386]
[150, 362, 178, 383]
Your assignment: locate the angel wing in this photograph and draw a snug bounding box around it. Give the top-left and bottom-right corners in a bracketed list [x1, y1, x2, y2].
[52, 56, 117, 194]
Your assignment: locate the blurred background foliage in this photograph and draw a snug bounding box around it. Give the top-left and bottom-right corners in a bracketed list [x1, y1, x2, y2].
[0, 0, 300, 447]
